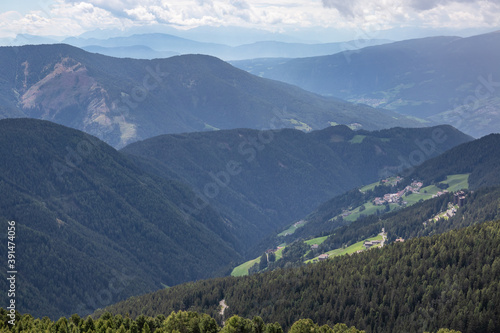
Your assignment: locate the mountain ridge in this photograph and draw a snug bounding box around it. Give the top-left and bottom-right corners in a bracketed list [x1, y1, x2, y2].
[0, 118, 242, 319]
[232, 31, 500, 138]
[0, 43, 424, 148]
[62, 32, 391, 60]
[121, 124, 472, 256]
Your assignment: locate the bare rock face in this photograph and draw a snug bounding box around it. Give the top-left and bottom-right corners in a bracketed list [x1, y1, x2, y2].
[0, 44, 424, 148]
[18, 57, 137, 147]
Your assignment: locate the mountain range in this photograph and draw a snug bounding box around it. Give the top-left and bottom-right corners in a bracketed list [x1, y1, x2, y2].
[1, 28, 499, 332]
[62, 33, 391, 60]
[0, 44, 422, 148]
[0, 119, 471, 319]
[121, 124, 471, 255]
[232, 31, 500, 138]
[98, 132, 500, 332]
[0, 119, 241, 319]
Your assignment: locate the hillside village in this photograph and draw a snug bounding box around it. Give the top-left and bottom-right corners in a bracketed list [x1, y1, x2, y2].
[373, 180, 423, 205]
[235, 176, 471, 276]
[424, 191, 468, 226]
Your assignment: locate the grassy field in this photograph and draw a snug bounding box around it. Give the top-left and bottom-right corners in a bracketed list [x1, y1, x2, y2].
[231, 257, 261, 277]
[343, 202, 398, 222]
[278, 221, 306, 236]
[444, 174, 469, 191]
[348, 174, 469, 220]
[359, 176, 400, 193]
[232, 237, 328, 276]
[404, 173, 469, 205]
[349, 135, 366, 144]
[306, 234, 384, 263]
[403, 186, 437, 205]
[360, 181, 379, 193]
[289, 119, 312, 132]
[305, 236, 328, 246]
[275, 246, 285, 260]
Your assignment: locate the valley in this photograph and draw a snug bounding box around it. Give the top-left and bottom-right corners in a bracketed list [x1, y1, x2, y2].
[121, 125, 470, 254]
[0, 44, 423, 149]
[232, 31, 500, 139]
[229, 172, 469, 277]
[0, 119, 475, 320]
[0, 21, 499, 333]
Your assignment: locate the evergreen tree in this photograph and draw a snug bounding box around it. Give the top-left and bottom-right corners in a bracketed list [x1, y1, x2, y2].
[259, 254, 268, 271]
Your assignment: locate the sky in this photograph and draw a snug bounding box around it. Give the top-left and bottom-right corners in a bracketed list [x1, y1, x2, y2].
[0, 0, 499, 43]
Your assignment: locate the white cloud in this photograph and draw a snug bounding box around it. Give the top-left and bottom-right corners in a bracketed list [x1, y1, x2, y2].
[0, 0, 498, 39]
[125, 6, 158, 22]
[321, 0, 500, 29]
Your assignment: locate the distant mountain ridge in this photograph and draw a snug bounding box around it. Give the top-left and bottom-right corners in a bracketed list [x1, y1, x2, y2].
[0, 44, 422, 148]
[82, 45, 179, 59]
[232, 31, 500, 138]
[62, 33, 391, 60]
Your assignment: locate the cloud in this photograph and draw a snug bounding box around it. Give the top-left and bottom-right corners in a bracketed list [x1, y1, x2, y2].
[0, 0, 499, 39]
[321, 0, 359, 17]
[230, 0, 250, 10]
[0, 1, 132, 38]
[408, 0, 500, 11]
[320, 0, 500, 31]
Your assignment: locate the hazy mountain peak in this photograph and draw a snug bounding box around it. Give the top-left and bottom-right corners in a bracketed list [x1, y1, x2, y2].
[0, 43, 424, 148]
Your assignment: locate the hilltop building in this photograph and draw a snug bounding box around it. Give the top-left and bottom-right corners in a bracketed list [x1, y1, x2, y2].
[318, 254, 329, 261]
[364, 240, 382, 249]
[454, 191, 467, 207]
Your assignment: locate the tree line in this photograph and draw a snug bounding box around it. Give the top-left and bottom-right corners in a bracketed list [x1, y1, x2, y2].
[0, 309, 464, 333]
[99, 220, 500, 333]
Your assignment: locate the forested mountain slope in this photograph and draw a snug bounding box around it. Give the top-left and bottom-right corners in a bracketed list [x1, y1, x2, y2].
[121, 125, 471, 253]
[288, 133, 500, 241]
[0, 119, 241, 319]
[233, 31, 500, 138]
[101, 219, 500, 333]
[0, 44, 423, 148]
[407, 133, 500, 189]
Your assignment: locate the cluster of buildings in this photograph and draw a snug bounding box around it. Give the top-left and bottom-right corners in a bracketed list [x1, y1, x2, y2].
[363, 239, 382, 249]
[381, 176, 403, 186]
[425, 191, 468, 226]
[373, 180, 423, 205]
[341, 210, 352, 217]
[265, 245, 284, 255]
